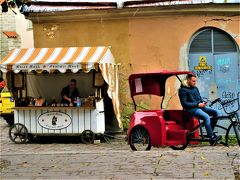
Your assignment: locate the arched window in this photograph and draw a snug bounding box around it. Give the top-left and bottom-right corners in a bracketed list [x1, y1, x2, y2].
[189, 28, 237, 53]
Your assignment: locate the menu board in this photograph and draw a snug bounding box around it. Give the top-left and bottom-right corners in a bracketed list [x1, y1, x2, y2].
[14, 74, 24, 89]
[94, 72, 104, 87]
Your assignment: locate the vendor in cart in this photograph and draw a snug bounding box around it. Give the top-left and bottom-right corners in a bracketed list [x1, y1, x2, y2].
[61, 79, 80, 105]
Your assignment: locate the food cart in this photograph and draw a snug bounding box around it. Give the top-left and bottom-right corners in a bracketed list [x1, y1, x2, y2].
[0, 46, 121, 144]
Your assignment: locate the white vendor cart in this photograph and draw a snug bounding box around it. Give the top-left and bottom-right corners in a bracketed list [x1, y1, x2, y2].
[0, 46, 121, 144]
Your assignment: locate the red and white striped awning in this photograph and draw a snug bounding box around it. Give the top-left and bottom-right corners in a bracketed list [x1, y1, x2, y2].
[0, 46, 115, 73]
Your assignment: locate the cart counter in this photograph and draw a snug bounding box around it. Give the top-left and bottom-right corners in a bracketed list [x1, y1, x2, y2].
[14, 106, 105, 135]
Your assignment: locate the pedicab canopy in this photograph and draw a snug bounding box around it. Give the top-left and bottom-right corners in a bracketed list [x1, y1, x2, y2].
[0, 46, 122, 128]
[129, 71, 190, 109]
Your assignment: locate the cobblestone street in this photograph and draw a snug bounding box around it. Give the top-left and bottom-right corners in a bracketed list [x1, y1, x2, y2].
[0, 119, 239, 179]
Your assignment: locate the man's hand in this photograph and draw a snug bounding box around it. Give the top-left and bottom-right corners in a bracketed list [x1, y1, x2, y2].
[198, 102, 207, 108]
[63, 95, 71, 103]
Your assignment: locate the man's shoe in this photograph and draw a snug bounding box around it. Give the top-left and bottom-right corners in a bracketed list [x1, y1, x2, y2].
[210, 135, 222, 146]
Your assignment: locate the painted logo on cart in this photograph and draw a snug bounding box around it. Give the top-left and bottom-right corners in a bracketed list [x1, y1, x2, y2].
[38, 112, 72, 130]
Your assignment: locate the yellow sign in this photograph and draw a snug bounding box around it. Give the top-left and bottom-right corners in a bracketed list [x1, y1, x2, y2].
[0, 91, 15, 114]
[194, 56, 212, 70]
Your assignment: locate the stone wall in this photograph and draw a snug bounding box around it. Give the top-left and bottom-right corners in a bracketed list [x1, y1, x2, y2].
[0, 12, 21, 60]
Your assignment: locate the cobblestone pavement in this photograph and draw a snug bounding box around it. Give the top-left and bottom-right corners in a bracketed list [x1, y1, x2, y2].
[0, 119, 239, 179]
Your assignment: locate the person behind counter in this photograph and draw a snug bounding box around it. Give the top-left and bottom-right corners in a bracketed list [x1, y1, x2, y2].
[61, 79, 80, 105]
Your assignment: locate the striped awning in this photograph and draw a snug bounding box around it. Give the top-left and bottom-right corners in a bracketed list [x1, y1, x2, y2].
[0, 46, 115, 73]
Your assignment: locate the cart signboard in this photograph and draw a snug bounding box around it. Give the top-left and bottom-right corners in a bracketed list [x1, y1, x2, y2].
[38, 111, 72, 130]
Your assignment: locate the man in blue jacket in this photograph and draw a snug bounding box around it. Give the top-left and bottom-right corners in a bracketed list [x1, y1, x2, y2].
[179, 73, 221, 145]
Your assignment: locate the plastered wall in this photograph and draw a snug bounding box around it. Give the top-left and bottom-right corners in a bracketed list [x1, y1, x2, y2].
[32, 14, 240, 111]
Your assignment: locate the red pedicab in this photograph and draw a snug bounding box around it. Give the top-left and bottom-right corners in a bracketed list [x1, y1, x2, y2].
[127, 71, 200, 151]
[127, 71, 240, 151]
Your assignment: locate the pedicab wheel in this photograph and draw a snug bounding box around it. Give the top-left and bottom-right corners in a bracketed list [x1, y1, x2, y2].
[129, 127, 151, 151]
[225, 122, 240, 146]
[170, 133, 189, 150]
[81, 130, 95, 144]
[170, 143, 189, 150]
[9, 123, 28, 144]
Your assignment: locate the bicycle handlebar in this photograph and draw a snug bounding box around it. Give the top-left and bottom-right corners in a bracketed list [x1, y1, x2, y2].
[210, 98, 221, 107]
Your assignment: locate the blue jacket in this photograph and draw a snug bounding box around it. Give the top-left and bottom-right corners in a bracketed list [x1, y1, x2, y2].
[178, 80, 203, 116]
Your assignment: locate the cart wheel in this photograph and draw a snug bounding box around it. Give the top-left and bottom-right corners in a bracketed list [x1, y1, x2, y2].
[9, 123, 28, 144]
[129, 127, 151, 151]
[81, 130, 95, 144]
